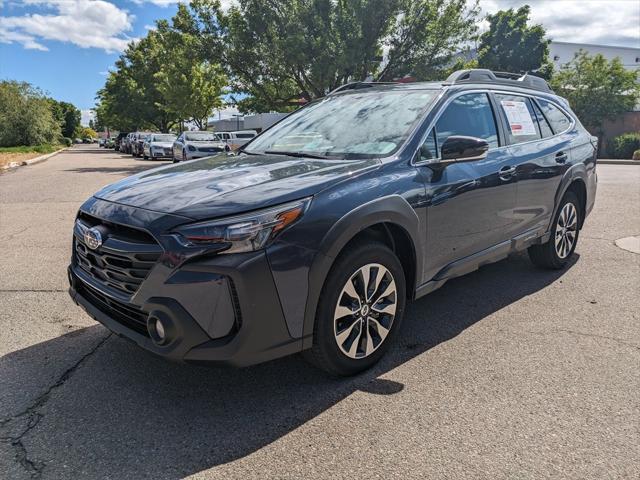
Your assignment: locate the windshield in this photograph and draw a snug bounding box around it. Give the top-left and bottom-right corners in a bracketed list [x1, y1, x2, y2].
[245, 89, 439, 158]
[185, 132, 220, 142]
[151, 134, 176, 142]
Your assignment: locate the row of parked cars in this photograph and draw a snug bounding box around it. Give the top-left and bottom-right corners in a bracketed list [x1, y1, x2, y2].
[102, 130, 257, 163]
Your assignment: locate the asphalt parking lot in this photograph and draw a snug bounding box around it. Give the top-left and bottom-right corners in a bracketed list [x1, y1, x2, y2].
[0, 144, 638, 479]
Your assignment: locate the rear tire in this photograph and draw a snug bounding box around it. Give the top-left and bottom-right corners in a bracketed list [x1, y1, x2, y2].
[528, 190, 581, 269]
[305, 242, 406, 376]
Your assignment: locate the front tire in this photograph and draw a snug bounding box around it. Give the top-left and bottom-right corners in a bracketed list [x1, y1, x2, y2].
[528, 190, 581, 269]
[305, 242, 406, 376]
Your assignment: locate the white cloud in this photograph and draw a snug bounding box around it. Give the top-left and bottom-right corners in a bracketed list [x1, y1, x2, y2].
[0, 0, 136, 53]
[131, 0, 178, 6]
[477, 0, 640, 48]
[132, 0, 236, 9]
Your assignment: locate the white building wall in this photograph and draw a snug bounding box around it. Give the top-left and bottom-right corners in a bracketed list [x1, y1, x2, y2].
[549, 41, 640, 71]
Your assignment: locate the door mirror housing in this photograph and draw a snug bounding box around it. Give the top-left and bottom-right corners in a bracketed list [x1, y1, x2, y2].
[440, 136, 489, 163]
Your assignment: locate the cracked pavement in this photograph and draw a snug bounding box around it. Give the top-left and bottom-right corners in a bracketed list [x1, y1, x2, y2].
[0, 145, 638, 479]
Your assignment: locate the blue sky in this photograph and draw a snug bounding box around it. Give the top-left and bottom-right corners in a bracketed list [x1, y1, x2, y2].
[1, 0, 639, 125]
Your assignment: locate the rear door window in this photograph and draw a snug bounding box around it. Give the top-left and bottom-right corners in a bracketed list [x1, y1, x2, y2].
[494, 93, 541, 144]
[531, 101, 554, 138]
[536, 99, 572, 134]
[435, 93, 499, 149]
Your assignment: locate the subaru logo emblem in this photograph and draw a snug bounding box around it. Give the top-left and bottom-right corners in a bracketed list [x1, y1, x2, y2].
[84, 228, 102, 250]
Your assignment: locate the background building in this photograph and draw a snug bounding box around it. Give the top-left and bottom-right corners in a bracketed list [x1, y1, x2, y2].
[208, 112, 288, 133]
[549, 41, 640, 73]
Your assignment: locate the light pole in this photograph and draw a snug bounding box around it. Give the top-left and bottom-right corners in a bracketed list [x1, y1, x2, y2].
[231, 114, 242, 131]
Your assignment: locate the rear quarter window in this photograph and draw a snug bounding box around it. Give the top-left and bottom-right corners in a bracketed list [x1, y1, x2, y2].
[536, 99, 572, 134]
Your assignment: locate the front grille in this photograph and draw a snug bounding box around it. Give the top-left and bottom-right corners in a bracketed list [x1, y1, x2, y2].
[73, 212, 162, 295]
[78, 280, 149, 336]
[198, 147, 223, 153]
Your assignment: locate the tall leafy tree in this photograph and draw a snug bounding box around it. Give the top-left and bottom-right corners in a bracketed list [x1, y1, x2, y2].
[96, 33, 177, 132]
[0, 81, 60, 147]
[153, 5, 227, 130]
[551, 51, 640, 140]
[189, 0, 479, 112]
[48, 100, 81, 138]
[477, 5, 552, 77]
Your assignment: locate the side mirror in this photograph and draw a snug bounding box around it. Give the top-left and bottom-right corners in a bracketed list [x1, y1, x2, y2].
[440, 136, 489, 163]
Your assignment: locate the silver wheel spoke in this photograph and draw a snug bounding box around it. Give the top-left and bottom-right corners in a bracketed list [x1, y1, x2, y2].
[364, 322, 374, 356]
[372, 302, 396, 316]
[371, 279, 395, 306]
[347, 323, 362, 357]
[343, 278, 361, 307]
[336, 318, 359, 346]
[334, 304, 357, 320]
[369, 316, 390, 342]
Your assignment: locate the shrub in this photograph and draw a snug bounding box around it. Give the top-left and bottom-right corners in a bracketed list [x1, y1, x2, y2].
[633, 149, 640, 161]
[607, 133, 640, 159]
[62, 137, 73, 147]
[0, 81, 61, 147]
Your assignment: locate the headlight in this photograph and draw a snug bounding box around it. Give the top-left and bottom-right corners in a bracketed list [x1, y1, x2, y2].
[173, 198, 311, 254]
[187, 145, 196, 152]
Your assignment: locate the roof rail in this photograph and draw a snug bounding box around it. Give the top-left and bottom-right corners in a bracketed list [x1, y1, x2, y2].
[328, 81, 398, 95]
[444, 69, 553, 93]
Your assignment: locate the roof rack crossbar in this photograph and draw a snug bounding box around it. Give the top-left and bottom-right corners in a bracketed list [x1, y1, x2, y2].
[328, 81, 398, 95]
[445, 69, 553, 93]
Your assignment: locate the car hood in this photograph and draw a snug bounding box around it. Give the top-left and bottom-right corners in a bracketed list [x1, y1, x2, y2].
[150, 142, 173, 148]
[93, 153, 381, 220]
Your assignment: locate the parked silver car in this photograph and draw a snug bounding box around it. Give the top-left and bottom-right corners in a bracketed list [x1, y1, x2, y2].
[172, 131, 229, 163]
[143, 133, 177, 160]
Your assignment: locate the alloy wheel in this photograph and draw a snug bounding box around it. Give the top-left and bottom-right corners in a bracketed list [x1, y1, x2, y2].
[333, 263, 397, 359]
[555, 202, 578, 259]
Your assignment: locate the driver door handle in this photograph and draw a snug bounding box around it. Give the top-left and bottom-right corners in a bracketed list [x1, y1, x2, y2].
[499, 165, 516, 180]
[555, 151, 568, 164]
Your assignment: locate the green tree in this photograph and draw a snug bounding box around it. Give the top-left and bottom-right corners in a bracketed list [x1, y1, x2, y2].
[477, 5, 552, 77]
[153, 4, 227, 130]
[48, 99, 81, 138]
[188, 0, 479, 113]
[0, 81, 61, 147]
[76, 126, 98, 139]
[95, 32, 177, 132]
[551, 51, 640, 141]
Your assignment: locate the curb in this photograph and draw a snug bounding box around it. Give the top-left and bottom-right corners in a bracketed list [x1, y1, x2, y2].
[598, 159, 640, 165]
[0, 147, 68, 172]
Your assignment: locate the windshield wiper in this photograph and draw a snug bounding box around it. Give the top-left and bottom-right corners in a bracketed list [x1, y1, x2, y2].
[264, 150, 331, 159]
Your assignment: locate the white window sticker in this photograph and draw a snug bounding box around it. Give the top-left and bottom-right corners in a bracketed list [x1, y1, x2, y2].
[501, 100, 537, 136]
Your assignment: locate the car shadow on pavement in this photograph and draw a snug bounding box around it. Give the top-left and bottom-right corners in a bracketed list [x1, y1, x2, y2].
[64, 165, 159, 175]
[0, 251, 577, 479]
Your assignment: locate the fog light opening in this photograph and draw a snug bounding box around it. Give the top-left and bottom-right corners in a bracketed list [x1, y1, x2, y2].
[148, 316, 168, 345]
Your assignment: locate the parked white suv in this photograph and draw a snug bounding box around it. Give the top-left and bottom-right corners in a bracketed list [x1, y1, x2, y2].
[172, 131, 229, 162]
[216, 130, 258, 150]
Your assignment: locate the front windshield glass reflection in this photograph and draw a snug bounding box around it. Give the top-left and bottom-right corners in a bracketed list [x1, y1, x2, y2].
[246, 89, 439, 159]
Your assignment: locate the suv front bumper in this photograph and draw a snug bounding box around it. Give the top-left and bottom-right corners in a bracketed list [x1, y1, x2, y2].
[68, 249, 302, 367]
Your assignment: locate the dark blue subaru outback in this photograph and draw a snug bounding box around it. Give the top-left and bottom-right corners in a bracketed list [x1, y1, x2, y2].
[68, 69, 597, 375]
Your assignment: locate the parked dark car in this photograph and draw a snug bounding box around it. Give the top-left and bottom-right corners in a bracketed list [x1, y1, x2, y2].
[131, 132, 151, 158]
[114, 132, 129, 152]
[68, 69, 597, 375]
